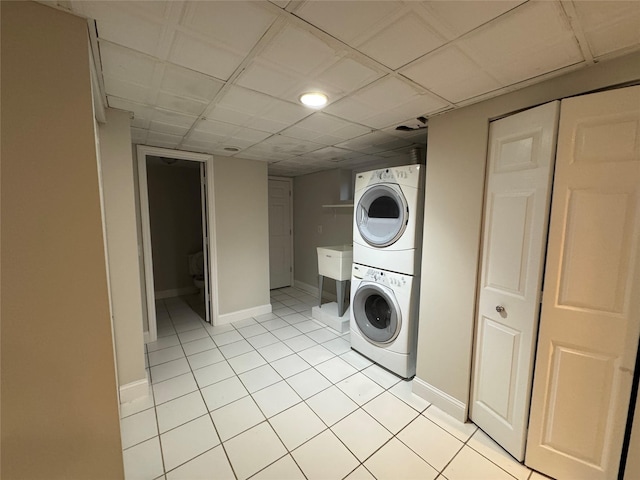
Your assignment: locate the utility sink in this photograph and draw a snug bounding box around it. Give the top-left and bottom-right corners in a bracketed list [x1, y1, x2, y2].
[317, 245, 353, 281]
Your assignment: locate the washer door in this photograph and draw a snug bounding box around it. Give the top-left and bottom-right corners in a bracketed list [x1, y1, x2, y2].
[356, 184, 408, 247]
[352, 281, 402, 345]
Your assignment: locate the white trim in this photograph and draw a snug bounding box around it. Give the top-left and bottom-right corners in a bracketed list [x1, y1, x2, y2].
[143, 331, 150, 344]
[216, 304, 272, 326]
[412, 376, 467, 423]
[294, 279, 337, 302]
[119, 376, 150, 404]
[268, 176, 294, 288]
[154, 287, 199, 299]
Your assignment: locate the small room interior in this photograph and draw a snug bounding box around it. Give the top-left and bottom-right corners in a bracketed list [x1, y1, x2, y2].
[2, 2, 640, 480]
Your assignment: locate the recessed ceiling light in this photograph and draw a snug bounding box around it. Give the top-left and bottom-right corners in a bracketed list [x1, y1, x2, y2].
[299, 92, 328, 108]
[224, 147, 240, 152]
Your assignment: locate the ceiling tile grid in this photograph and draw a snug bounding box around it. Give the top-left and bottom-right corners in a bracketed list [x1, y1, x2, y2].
[55, 0, 640, 176]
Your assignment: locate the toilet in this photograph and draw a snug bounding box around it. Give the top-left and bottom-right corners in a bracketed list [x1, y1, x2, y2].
[188, 251, 205, 301]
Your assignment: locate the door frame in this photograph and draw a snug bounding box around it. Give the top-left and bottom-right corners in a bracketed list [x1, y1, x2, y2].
[268, 176, 294, 289]
[137, 145, 218, 342]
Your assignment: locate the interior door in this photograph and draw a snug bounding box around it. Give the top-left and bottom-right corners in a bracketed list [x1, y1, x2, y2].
[526, 86, 640, 479]
[268, 178, 292, 289]
[200, 163, 212, 324]
[471, 101, 560, 461]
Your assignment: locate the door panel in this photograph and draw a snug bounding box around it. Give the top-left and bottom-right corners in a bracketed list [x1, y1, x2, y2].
[471, 101, 560, 461]
[268, 178, 292, 289]
[526, 85, 640, 480]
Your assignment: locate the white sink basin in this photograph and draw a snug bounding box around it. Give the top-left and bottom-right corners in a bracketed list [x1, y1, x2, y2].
[317, 245, 353, 281]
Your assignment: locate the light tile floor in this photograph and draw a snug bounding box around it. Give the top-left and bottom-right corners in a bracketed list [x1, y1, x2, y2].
[121, 287, 551, 480]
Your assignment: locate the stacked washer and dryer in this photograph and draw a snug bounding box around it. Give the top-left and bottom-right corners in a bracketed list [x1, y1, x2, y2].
[350, 165, 425, 379]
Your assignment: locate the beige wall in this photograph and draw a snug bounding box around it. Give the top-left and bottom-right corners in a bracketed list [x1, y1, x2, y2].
[147, 161, 202, 293]
[213, 156, 270, 315]
[1, 2, 123, 478]
[293, 169, 353, 295]
[100, 108, 147, 387]
[416, 51, 640, 418]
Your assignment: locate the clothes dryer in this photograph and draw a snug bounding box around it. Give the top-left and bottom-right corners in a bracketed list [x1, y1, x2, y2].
[353, 165, 424, 275]
[350, 263, 419, 378]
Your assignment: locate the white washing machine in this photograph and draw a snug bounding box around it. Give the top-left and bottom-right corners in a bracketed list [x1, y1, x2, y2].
[353, 164, 424, 275]
[350, 263, 420, 378]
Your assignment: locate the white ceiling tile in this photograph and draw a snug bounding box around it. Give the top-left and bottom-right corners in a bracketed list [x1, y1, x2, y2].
[295, 1, 403, 44]
[181, 139, 219, 155]
[270, 0, 290, 9]
[103, 76, 150, 104]
[207, 106, 254, 128]
[357, 13, 445, 69]
[315, 57, 384, 96]
[244, 117, 290, 134]
[281, 113, 370, 142]
[155, 92, 207, 116]
[215, 86, 275, 115]
[148, 121, 190, 137]
[231, 128, 273, 143]
[262, 100, 312, 124]
[107, 97, 153, 124]
[401, 45, 502, 103]
[189, 129, 228, 145]
[195, 118, 240, 137]
[236, 60, 303, 98]
[169, 31, 245, 81]
[147, 131, 182, 148]
[421, 0, 525, 37]
[181, 2, 277, 54]
[151, 108, 197, 128]
[574, 1, 640, 58]
[160, 65, 224, 102]
[458, 1, 583, 84]
[100, 42, 157, 85]
[257, 135, 324, 155]
[131, 127, 148, 144]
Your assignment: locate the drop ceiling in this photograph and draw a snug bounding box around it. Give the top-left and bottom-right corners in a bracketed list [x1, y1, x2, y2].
[48, 0, 640, 176]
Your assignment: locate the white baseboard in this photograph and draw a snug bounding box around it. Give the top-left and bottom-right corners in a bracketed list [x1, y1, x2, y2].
[155, 286, 198, 299]
[216, 303, 272, 326]
[412, 376, 467, 422]
[119, 375, 150, 404]
[294, 280, 337, 302]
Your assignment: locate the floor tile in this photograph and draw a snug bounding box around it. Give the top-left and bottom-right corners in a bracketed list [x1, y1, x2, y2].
[362, 364, 402, 389]
[182, 336, 216, 356]
[146, 335, 180, 353]
[529, 472, 554, 480]
[120, 391, 155, 419]
[157, 323, 177, 338]
[306, 385, 359, 426]
[150, 357, 190, 384]
[315, 356, 358, 383]
[364, 438, 438, 480]
[283, 334, 317, 352]
[388, 380, 430, 412]
[165, 445, 234, 480]
[156, 391, 207, 434]
[254, 312, 278, 322]
[398, 415, 463, 471]
[258, 342, 295, 362]
[200, 376, 248, 411]
[238, 323, 268, 338]
[280, 313, 307, 325]
[468, 429, 531, 480]
[286, 368, 331, 399]
[212, 330, 243, 347]
[123, 437, 164, 480]
[252, 381, 302, 418]
[228, 350, 266, 374]
[153, 373, 198, 405]
[120, 408, 158, 449]
[193, 360, 235, 388]
[173, 320, 204, 333]
[292, 430, 359, 480]
[239, 364, 283, 393]
[270, 402, 326, 450]
[305, 328, 338, 344]
[233, 317, 259, 328]
[332, 408, 393, 461]
[443, 445, 515, 480]
[337, 372, 385, 405]
[148, 345, 185, 367]
[204, 323, 234, 335]
[322, 337, 351, 355]
[246, 332, 280, 349]
[294, 320, 323, 334]
[224, 422, 287, 480]
[219, 339, 254, 359]
[340, 350, 373, 370]
[210, 395, 265, 441]
[261, 318, 290, 331]
[187, 348, 225, 370]
[297, 345, 335, 366]
[160, 415, 220, 471]
[363, 391, 419, 434]
[270, 354, 311, 378]
[344, 465, 376, 480]
[251, 454, 305, 480]
[177, 327, 209, 344]
[424, 405, 478, 442]
[272, 325, 304, 341]
[273, 306, 296, 317]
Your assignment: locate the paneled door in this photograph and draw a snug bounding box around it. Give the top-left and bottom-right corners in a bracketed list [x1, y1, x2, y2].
[268, 178, 292, 289]
[526, 86, 640, 479]
[471, 101, 560, 461]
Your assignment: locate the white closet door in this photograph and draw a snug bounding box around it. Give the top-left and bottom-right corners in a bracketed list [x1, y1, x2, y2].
[526, 86, 640, 479]
[471, 101, 560, 461]
[268, 178, 292, 289]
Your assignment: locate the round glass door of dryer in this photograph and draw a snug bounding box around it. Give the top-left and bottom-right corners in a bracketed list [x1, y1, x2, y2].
[352, 282, 401, 344]
[356, 184, 408, 247]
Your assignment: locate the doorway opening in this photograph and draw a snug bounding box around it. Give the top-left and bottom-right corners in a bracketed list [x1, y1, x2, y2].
[137, 146, 216, 343]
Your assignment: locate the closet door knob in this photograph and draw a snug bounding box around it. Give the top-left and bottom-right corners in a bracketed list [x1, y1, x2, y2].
[495, 305, 505, 313]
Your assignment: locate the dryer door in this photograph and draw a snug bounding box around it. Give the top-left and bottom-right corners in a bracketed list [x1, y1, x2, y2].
[356, 184, 408, 247]
[352, 281, 402, 345]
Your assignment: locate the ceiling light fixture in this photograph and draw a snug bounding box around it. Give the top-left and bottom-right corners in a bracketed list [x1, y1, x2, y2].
[299, 92, 328, 108]
[224, 147, 240, 152]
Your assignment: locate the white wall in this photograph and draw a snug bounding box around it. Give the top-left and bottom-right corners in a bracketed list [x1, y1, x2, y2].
[213, 156, 270, 319]
[415, 51, 640, 420]
[99, 108, 147, 388]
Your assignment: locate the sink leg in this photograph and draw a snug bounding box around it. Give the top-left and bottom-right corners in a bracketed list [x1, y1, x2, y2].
[318, 275, 324, 307]
[337, 280, 348, 317]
